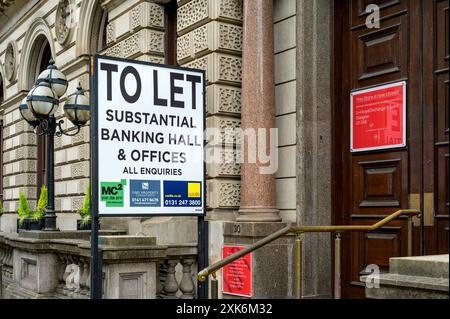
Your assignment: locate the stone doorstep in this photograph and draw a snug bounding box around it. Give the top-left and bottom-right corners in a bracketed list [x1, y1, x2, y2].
[360, 273, 449, 292]
[98, 235, 156, 246]
[18, 230, 128, 240]
[389, 255, 449, 279]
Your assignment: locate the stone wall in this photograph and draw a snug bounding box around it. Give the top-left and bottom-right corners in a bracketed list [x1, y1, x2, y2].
[0, 0, 175, 232]
[296, 0, 332, 298]
[0, 0, 90, 232]
[274, 0, 297, 223]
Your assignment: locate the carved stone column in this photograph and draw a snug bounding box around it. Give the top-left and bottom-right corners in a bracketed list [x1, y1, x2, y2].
[237, 0, 280, 222]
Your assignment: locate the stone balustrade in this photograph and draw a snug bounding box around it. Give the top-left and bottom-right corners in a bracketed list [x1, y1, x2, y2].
[0, 231, 198, 299]
[157, 245, 198, 299]
[55, 254, 91, 299]
[0, 243, 13, 280]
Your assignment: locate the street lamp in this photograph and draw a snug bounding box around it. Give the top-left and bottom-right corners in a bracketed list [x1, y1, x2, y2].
[19, 58, 91, 231]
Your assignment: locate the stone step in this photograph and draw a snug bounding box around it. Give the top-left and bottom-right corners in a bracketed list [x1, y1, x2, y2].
[390, 254, 449, 279]
[361, 254, 449, 299]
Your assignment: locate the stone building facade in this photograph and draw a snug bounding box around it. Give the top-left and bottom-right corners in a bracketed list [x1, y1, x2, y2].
[1, 0, 332, 298]
[3, 0, 446, 300]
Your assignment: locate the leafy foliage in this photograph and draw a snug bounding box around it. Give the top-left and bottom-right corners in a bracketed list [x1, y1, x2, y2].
[78, 183, 91, 226]
[17, 191, 33, 224]
[35, 185, 48, 221]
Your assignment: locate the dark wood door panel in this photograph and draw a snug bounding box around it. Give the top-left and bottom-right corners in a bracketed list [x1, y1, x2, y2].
[351, 14, 408, 88]
[345, 218, 408, 298]
[436, 218, 449, 254]
[352, 152, 408, 213]
[335, 0, 449, 298]
[432, 0, 449, 255]
[437, 148, 449, 215]
[435, 0, 449, 70]
[349, 219, 408, 275]
[436, 73, 449, 143]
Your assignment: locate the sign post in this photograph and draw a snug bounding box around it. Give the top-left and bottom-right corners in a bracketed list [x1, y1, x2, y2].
[90, 55, 206, 299]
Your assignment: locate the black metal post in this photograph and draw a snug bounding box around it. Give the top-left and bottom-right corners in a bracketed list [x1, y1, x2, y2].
[0, 262, 3, 299]
[43, 115, 58, 231]
[197, 216, 209, 299]
[90, 55, 102, 299]
[90, 216, 102, 299]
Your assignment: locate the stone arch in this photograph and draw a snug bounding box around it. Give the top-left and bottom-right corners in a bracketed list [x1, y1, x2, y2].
[18, 18, 56, 91]
[76, 0, 108, 56]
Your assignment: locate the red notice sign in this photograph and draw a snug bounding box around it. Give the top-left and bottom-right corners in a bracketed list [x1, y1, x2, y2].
[222, 245, 252, 297]
[351, 81, 406, 152]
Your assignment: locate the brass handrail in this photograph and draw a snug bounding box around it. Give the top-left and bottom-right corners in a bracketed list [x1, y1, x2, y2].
[197, 209, 420, 295]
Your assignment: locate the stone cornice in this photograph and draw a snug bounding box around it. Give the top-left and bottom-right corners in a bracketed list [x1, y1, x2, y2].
[99, 0, 125, 12]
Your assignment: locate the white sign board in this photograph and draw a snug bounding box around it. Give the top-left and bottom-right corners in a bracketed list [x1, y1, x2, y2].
[94, 56, 205, 216]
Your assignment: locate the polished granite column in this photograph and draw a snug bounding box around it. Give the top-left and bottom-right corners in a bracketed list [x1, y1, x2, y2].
[237, 0, 280, 222]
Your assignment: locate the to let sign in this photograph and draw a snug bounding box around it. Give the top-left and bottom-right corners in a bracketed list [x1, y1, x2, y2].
[222, 245, 252, 297]
[94, 55, 205, 216]
[350, 81, 406, 152]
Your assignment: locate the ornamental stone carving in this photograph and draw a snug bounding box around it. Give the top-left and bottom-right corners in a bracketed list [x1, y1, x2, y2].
[5, 42, 16, 81]
[130, 2, 164, 31]
[177, 0, 243, 35]
[206, 85, 241, 115]
[55, 0, 73, 45]
[104, 29, 164, 59]
[206, 179, 240, 208]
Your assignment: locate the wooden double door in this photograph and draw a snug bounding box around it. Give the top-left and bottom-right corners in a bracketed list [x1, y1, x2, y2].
[333, 0, 449, 298]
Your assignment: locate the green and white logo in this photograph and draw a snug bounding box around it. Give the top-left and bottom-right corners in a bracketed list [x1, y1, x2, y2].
[100, 179, 127, 207]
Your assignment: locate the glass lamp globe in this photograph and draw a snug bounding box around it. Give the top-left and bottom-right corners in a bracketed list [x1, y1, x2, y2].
[36, 58, 68, 98]
[64, 83, 90, 127]
[19, 97, 40, 127]
[26, 79, 59, 118]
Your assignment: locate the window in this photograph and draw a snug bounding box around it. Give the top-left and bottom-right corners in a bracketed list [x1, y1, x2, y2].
[165, 0, 178, 65]
[35, 42, 52, 195]
[90, 5, 108, 54]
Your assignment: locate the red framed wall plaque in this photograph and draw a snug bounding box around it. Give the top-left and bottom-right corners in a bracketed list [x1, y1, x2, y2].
[350, 81, 407, 152]
[222, 245, 252, 297]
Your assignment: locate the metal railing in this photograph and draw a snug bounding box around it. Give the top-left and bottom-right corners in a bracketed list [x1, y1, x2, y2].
[198, 209, 421, 299]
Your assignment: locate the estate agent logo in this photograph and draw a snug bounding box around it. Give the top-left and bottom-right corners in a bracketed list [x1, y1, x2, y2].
[100, 179, 127, 207]
[130, 180, 161, 207]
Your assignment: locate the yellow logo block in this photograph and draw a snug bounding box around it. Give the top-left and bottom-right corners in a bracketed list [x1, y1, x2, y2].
[188, 182, 201, 198]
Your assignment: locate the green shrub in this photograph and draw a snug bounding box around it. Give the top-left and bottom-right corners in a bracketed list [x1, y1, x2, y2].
[78, 183, 91, 226]
[18, 191, 33, 224]
[0, 201, 4, 216]
[35, 185, 48, 221]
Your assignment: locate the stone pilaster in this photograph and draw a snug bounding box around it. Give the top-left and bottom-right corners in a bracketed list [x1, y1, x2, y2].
[296, 0, 332, 298]
[236, 0, 280, 222]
